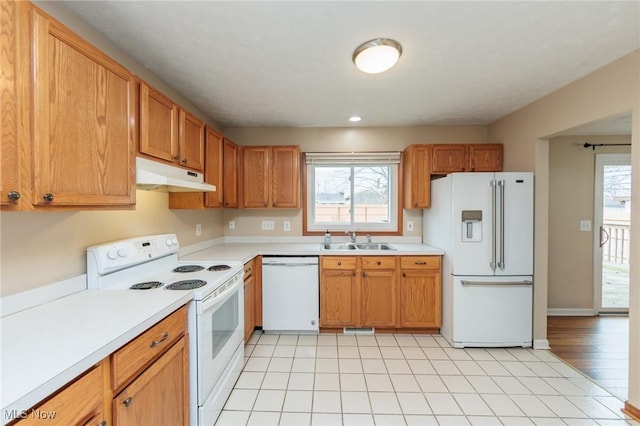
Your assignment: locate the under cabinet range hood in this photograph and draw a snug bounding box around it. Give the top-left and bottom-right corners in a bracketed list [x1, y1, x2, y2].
[136, 157, 216, 192]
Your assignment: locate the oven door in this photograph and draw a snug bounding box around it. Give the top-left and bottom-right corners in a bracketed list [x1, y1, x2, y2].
[196, 272, 244, 406]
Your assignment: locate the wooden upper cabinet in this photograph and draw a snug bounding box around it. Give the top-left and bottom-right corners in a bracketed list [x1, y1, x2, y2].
[140, 82, 179, 163]
[1, 1, 20, 209]
[402, 144, 431, 209]
[271, 146, 300, 208]
[431, 144, 503, 174]
[31, 7, 136, 207]
[469, 144, 503, 172]
[178, 109, 205, 172]
[241, 145, 300, 208]
[242, 146, 270, 208]
[222, 139, 239, 208]
[203, 127, 224, 208]
[431, 144, 468, 174]
[139, 82, 204, 173]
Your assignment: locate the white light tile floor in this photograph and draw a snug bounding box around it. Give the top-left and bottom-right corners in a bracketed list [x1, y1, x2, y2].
[215, 333, 639, 426]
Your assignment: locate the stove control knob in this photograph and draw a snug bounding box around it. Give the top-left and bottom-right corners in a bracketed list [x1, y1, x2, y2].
[171, 238, 178, 246]
[166, 238, 173, 247]
[118, 248, 128, 258]
[107, 249, 117, 260]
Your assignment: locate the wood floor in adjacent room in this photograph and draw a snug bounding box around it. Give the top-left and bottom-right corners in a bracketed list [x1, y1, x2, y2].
[547, 315, 629, 400]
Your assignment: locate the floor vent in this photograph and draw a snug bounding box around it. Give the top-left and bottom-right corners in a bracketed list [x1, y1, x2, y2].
[343, 327, 375, 335]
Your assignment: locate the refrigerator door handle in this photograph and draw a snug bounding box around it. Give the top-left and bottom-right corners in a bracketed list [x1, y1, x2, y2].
[498, 179, 505, 269]
[461, 280, 533, 286]
[490, 180, 497, 270]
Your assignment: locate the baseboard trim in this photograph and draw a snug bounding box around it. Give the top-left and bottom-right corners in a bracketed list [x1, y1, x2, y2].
[547, 308, 595, 316]
[533, 339, 550, 350]
[623, 400, 640, 422]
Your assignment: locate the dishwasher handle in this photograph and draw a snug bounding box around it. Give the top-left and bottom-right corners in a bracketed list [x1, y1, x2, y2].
[263, 262, 318, 267]
[262, 256, 319, 266]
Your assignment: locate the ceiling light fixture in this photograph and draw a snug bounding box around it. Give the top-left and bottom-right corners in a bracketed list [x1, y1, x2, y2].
[349, 116, 362, 122]
[352, 38, 402, 74]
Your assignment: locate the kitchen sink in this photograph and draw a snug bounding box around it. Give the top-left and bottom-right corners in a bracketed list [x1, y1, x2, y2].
[321, 242, 396, 251]
[355, 243, 396, 251]
[322, 243, 357, 250]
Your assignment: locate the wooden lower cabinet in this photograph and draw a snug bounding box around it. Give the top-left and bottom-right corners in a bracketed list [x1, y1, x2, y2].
[320, 255, 441, 331]
[399, 256, 442, 329]
[113, 336, 188, 426]
[12, 361, 108, 426]
[361, 270, 396, 327]
[244, 259, 255, 342]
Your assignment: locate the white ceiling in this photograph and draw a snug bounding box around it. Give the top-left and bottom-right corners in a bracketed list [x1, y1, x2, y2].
[58, 1, 639, 130]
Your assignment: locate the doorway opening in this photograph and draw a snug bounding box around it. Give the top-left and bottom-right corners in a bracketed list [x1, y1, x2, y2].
[594, 154, 631, 314]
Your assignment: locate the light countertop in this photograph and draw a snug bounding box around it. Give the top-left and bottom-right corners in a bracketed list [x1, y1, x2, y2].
[0, 289, 191, 422]
[181, 242, 444, 263]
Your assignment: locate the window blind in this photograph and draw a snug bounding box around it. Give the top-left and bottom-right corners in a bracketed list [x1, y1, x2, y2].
[304, 152, 401, 165]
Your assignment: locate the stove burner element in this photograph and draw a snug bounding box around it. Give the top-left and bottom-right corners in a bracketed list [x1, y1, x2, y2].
[173, 265, 204, 273]
[208, 264, 231, 272]
[165, 279, 207, 290]
[130, 281, 163, 290]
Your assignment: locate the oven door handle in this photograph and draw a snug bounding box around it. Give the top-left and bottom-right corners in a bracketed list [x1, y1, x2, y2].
[198, 277, 242, 314]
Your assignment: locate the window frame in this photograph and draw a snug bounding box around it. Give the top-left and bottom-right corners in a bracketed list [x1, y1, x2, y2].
[302, 153, 403, 236]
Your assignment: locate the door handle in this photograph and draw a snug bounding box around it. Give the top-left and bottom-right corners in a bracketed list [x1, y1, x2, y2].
[599, 226, 610, 247]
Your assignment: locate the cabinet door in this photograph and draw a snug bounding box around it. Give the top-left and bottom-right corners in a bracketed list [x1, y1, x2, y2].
[178, 109, 205, 172]
[203, 127, 224, 208]
[1, 0, 21, 209]
[271, 146, 300, 208]
[17, 363, 106, 426]
[402, 145, 431, 209]
[113, 336, 189, 426]
[222, 139, 238, 208]
[244, 273, 254, 342]
[320, 270, 358, 327]
[242, 146, 270, 208]
[400, 270, 441, 328]
[468, 144, 503, 172]
[361, 270, 396, 327]
[32, 10, 136, 206]
[431, 144, 468, 174]
[140, 82, 179, 163]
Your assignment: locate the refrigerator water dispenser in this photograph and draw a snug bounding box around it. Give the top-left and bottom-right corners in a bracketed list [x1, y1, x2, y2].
[461, 210, 482, 242]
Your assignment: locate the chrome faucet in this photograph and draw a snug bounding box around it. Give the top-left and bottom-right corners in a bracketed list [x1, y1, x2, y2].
[346, 230, 357, 243]
[366, 234, 372, 243]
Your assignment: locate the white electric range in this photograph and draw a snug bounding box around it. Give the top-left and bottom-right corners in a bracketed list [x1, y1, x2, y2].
[86, 234, 244, 426]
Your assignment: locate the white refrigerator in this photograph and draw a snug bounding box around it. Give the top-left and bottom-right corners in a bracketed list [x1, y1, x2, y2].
[424, 172, 533, 348]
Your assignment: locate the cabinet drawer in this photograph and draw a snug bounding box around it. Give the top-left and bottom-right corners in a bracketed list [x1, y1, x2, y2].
[244, 259, 255, 278]
[400, 256, 441, 270]
[321, 256, 357, 270]
[111, 305, 187, 391]
[361, 256, 396, 270]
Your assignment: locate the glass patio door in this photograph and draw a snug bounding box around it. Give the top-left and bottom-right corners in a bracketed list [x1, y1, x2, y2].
[594, 154, 631, 314]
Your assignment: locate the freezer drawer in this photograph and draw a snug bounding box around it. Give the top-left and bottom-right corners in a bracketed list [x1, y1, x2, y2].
[450, 275, 532, 348]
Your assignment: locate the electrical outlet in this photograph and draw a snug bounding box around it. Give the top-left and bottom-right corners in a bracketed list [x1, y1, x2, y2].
[261, 220, 275, 231]
[407, 221, 414, 231]
[580, 220, 592, 232]
[195, 223, 202, 236]
[283, 221, 291, 232]
[229, 220, 235, 230]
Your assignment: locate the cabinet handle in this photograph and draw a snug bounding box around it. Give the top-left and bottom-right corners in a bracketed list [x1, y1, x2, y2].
[7, 191, 20, 201]
[402, 273, 406, 277]
[181, 158, 188, 164]
[98, 421, 107, 426]
[362, 272, 366, 277]
[273, 202, 278, 207]
[123, 397, 133, 407]
[173, 155, 180, 161]
[376, 261, 381, 266]
[263, 202, 268, 207]
[150, 331, 169, 348]
[43, 193, 54, 202]
[244, 267, 252, 274]
[337, 261, 342, 266]
[352, 272, 356, 277]
[414, 261, 427, 265]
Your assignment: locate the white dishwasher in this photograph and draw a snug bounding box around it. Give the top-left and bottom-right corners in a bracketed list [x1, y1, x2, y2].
[262, 256, 319, 333]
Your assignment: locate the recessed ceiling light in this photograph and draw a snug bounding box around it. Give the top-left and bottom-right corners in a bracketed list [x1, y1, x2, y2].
[349, 116, 362, 122]
[353, 38, 402, 74]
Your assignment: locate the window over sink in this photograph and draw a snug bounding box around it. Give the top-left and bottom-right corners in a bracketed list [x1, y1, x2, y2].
[305, 152, 400, 233]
